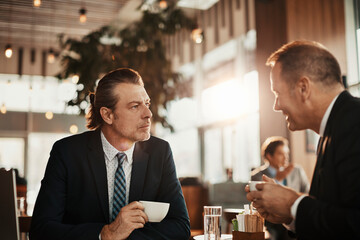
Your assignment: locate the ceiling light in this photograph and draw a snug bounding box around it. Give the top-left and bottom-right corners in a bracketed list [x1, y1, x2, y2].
[45, 111, 54, 120]
[72, 75, 79, 84]
[177, 0, 218, 10]
[191, 27, 204, 44]
[47, 48, 55, 63]
[79, 8, 87, 23]
[33, 0, 41, 7]
[5, 44, 13, 58]
[69, 124, 79, 134]
[1, 103, 7, 114]
[159, 0, 168, 9]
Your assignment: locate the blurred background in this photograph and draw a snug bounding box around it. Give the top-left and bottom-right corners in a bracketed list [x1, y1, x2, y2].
[0, 0, 359, 233]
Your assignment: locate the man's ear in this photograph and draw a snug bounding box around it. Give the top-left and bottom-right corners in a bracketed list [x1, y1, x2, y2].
[100, 107, 113, 125]
[297, 76, 311, 100]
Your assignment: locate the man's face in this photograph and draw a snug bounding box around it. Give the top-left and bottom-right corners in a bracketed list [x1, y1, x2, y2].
[108, 83, 152, 143]
[270, 63, 305, 131]
[267, 144, 289, 169]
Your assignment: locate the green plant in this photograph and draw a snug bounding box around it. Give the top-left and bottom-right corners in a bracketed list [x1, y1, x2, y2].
[57, 3, 195, 131]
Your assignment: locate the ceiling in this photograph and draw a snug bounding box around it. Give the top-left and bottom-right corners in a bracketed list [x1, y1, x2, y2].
[0, 0, 141, 48]
[0, 0, 218, 49]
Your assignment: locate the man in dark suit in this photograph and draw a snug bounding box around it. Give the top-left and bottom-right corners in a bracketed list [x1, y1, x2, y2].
[246, 41, 360, 239]
[30, 68, 190, 240]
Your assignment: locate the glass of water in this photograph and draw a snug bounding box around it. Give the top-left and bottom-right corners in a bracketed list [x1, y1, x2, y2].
[204, 206, 222, 240]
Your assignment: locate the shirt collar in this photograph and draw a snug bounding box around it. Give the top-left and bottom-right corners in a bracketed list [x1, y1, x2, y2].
[100, 131, 135, 164]
[319, 94, 340, 136]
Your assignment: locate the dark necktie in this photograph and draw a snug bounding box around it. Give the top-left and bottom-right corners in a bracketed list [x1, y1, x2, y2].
[310, 136, 325, 196]
[111, 152, 127, 222]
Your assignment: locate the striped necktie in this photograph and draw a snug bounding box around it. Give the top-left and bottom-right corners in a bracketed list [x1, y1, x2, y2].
[111, 152, 127, 222]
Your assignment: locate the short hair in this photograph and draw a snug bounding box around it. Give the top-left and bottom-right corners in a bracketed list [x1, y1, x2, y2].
[86, 68, 144, 130]
[266, 40, 342, 88]
[261, 136, 288, 160]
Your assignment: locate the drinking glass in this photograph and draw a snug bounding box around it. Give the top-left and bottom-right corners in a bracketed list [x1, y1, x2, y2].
[204, 206, 222, 240]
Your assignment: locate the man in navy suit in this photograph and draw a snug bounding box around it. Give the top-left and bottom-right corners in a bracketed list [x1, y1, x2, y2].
[30, 68, 190, 240]
[246, 41, 360, 239]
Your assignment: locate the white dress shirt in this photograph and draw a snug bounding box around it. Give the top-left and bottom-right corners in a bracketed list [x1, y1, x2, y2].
[100, 131, 134, 219]
[286, 94, 340, 232]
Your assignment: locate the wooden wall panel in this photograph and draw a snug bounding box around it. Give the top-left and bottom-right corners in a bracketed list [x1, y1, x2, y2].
[255, 0, 289, 147]
[286, 0, 346, 72]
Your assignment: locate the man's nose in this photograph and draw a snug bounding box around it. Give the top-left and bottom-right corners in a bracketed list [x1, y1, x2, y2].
[273, 99, 281, 112]
[143, 105, 152, 118]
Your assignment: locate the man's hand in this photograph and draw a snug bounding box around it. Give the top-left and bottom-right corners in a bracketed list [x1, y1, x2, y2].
[246, 175, 300, 224]
[275, 163, 294, 181]
[100, 201, 148, 240]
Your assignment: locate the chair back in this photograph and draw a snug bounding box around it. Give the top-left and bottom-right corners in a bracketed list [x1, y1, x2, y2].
[0, 169, 20, 240]
[181, 185, 208, 230]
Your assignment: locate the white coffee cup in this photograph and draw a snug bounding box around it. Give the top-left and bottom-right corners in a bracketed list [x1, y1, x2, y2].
[139, 200, 170, 222]
[248, 181, 265, 191]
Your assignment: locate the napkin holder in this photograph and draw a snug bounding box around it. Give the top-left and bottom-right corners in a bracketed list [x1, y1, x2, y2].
[232, 231, 265, 240]
[233, 207, 264, 240]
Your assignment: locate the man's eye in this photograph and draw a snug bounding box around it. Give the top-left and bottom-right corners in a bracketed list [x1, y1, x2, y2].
[131, 105, 139, 109]
[145, 102, 151, 108]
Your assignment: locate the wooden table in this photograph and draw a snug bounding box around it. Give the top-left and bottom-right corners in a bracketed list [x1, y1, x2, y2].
[19, 215, 31, 233]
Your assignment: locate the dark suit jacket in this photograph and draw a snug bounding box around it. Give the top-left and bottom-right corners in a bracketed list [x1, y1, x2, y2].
[295, 91, 360, 239]
[29, 130, 190, 240]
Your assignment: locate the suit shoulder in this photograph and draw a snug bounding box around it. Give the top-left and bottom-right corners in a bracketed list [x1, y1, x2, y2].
[53, 130, 95, 148]
[136, 136, 170, 152]
[144, 135, 169, 146]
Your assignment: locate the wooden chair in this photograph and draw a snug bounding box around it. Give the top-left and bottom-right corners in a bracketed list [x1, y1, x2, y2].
[181, 184, 208, 239]
[19, 216, 32, 232]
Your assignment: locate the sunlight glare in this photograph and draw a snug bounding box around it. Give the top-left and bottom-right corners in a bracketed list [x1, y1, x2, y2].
[201, 71, 259, 123]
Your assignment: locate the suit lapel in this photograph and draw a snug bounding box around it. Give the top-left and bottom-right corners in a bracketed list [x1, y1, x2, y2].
[310, 91, 350, 196]
[87, 130, 110, 223]
[129, 141, 149, 202]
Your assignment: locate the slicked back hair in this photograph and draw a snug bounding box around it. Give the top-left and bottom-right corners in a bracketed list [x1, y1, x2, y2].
[86, 68, 144, 130]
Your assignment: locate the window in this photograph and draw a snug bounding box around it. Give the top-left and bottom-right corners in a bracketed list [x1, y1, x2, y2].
[0, 137, 25, 175]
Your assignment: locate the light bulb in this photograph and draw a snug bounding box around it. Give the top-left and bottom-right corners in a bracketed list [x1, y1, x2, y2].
[191, 28, 204, 44]
[1, 103, 6, 114]
[72, 75, 79, 84]
[33, 0, 41, 7]
[45, 111, 54, 120]
[69, 124, 79, 134]
[47, 48, 55, 63]
[159, 0, 167, 9]
[79, 8, 87, 23]
[5, 44, 13, 58]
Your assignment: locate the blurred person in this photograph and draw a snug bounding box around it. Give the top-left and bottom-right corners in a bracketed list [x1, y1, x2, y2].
[14, 168, 27, 186]
[225, 168, 234, 182]
[30, 68, 190, 240]
[251, 136, 309, 240]
[246, 40, 360, 239]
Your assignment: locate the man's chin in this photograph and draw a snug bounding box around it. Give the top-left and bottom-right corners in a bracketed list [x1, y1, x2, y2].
[137, 132, 151, 142]
[287, 122, 297, 131]
[287, 123, 305, 132]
